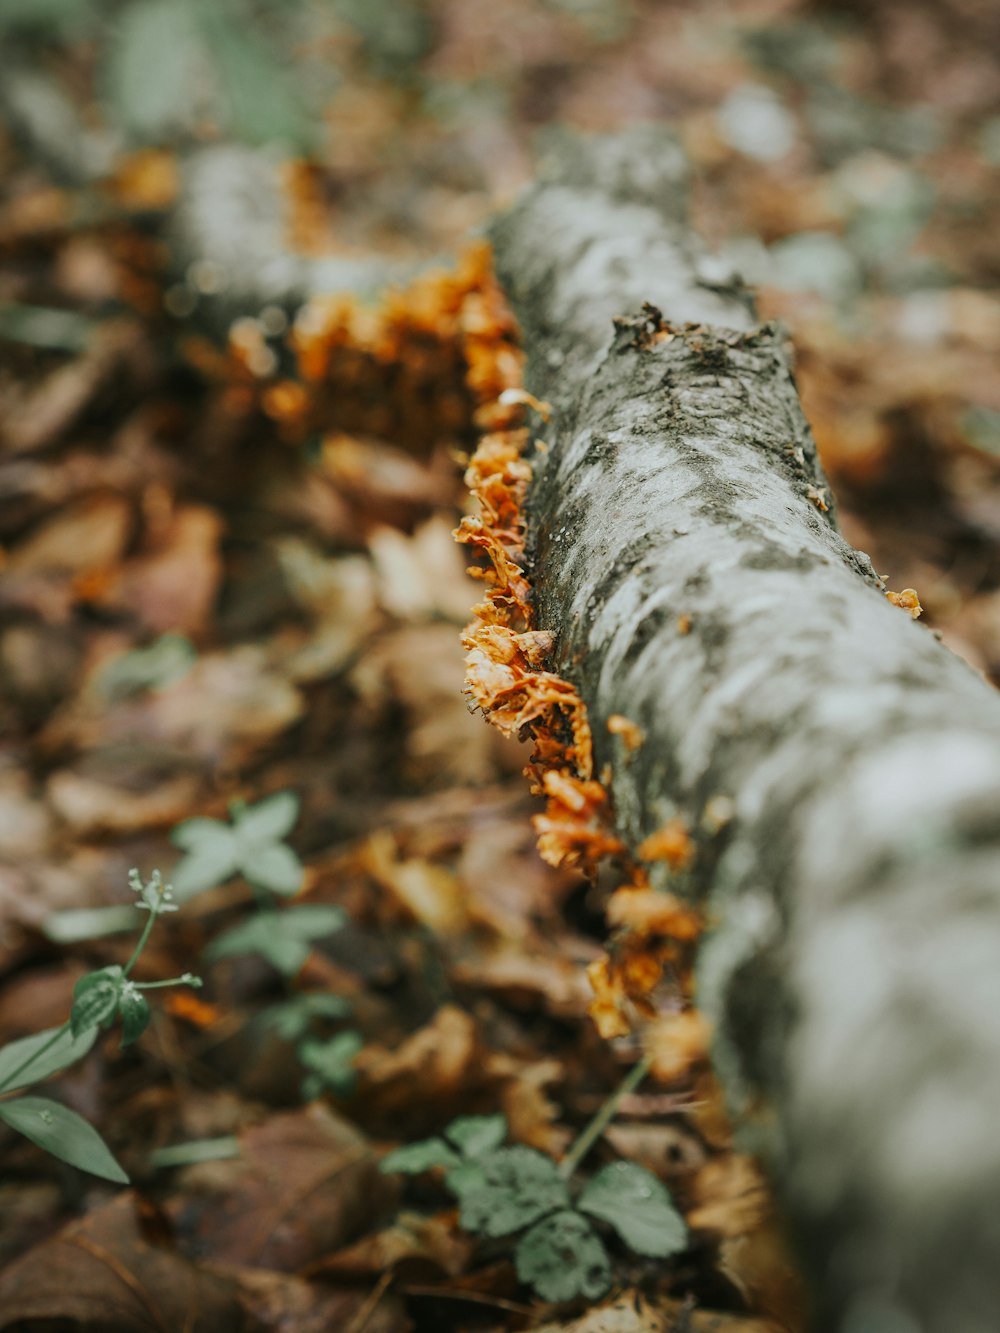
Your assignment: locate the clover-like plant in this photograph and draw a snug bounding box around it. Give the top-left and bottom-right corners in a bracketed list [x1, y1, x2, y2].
[0, 869, 201, 1183]
[179, 793, 363, 1096]
[170, 791, 305, 902]
[380, 1076, 688, 1304]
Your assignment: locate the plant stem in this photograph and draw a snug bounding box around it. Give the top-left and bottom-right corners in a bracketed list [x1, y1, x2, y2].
[122, 905, 159, 978]
[0, 1021, 71, 1094]
[559, 1053, 653, 1179]
[134, 973, 201, 990]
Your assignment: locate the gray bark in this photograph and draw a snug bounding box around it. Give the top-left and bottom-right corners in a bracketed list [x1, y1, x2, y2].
[490, 126, 1000, 1333]
[169, 146, 419, 334]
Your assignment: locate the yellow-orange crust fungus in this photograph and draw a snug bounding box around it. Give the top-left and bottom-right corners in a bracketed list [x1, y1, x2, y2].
[637, 817, 696, 871]
[885, 587, 922, 619]
[450, 247, 712, 1054]
[607, 713, 645, 751]
[606, 886, 702, 941]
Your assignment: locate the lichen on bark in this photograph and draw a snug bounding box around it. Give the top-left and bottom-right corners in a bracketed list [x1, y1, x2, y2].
[488, 127, 1000, 1333]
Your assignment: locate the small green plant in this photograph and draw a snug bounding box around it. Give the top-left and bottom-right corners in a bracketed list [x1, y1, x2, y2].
[178, 792, 364, 1097]
[379, 1061, 688, 1304]
[254, 993, 361, 1098]
[0, 869, 201, 1183]
[171, 791, 305, 902]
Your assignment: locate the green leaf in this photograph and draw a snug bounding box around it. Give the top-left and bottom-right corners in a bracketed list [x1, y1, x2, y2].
[0, 1025, 98, 1093]
[234, 791, 300, 846]
[298, 1031, 363, 1096]
[244, 842, 304, 895]
[456, 1147, 571, 1238]
[99, 634, 196, 700]
[198, 9, 313, 150]
[577, 1161, 688, 1258]
[0, 1096, 128, 1184]
[207, 915, 306, 975]
[171, 816, 231, 853]
[70, 966, 123, 1038]
[443, 1160, 487, 1197]
[445, 1114, 507, 1159]
[259, 992, 352, 1041]
[0, 303, 97, 352]
[149, 1135, 240, 1169]
[380, 1137, 462, 1175]
[273, 905, 345, 936]
[170, 821, 240, 900]
[42, 905, 140, 943]
[106, 0, 208, 143]
[207, 906, 344, 976]
[515, 1211, 610, 1303]
[119, 990, 152, 1048]
[0, 0, 91, 32]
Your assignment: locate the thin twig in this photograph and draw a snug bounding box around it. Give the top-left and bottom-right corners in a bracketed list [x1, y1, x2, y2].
[345, 1271, 394, 1333]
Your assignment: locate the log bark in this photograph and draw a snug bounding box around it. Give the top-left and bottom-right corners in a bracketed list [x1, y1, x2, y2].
[490, 127, 1000, 1333]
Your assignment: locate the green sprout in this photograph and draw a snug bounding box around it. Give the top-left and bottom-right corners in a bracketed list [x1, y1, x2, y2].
[379, 1059, 688, 1304]
[0, 869, 201, 1183]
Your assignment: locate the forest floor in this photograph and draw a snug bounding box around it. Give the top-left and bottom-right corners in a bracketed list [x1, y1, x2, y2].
[0, 1, 998, 1329]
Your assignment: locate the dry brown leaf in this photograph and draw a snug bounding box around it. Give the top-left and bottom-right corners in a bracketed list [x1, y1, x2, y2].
[354, 1005, 484, 1120]
[322, 432, 450, 517]
[232, 1266, 409, 1333]
[46, 744, 201, 835]
[718, 1218, 811, 1333]
[306, 1210, 474, 1280]
[370, 516, 478, 624]
[354, 624, 496, 785]
[139, 647, 304, 763]
[362, 828, 470, 933]
[109, 504, 223, 635]
[456, 816, 573, 936]
[1, 323, 147, 455]
[45, 641, 303, 763]
[0, 1192, 247, 1332]
[494, 1057, 568, 1155]
[9, 492, 132, 576]
[170, 1103, 393, 1271]
[604, 1120, 708, 1183]
[687, 1153, 773, 1239]
[644, 1010, 712, 1084]
[451, 945, 595, 1017]
[530, 1292, 786, 1332]
[0, 769, 54, 861]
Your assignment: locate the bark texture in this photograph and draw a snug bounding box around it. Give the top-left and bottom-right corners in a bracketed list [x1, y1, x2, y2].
[170, 147, 416, 333]
[490, 127, 1000, 1333]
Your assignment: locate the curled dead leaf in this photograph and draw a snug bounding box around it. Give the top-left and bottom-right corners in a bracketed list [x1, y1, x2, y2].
[354, 1005, 485, 1123]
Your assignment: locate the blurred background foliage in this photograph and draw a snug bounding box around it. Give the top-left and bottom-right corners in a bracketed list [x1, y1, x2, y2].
[0, 0, 427, 156]
[1, 0, 999, 640]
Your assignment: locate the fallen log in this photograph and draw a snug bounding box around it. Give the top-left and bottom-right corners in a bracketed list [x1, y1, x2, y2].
[489, 127, 1000, 1333]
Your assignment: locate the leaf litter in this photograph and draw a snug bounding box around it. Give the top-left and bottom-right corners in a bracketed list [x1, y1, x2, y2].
[0, 0, 997, 1329]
